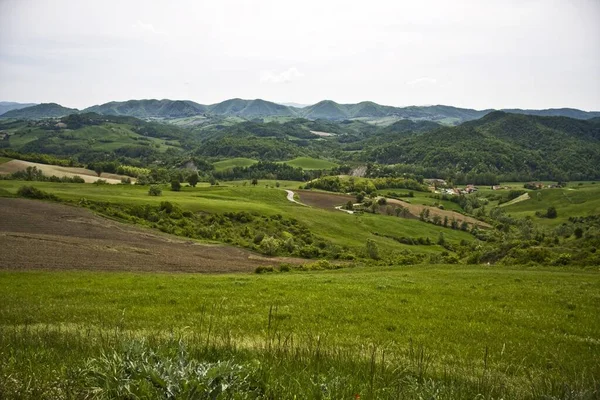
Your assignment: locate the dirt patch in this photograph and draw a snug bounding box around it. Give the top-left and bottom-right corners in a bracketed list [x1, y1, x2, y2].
[385, 198, 491, 228]
[0, 198, 303, 273]
[0, 160, 132, 184]
[310, 130, 335, 137]
[296, 190, 355, 209]
[500, 193, 530, 207]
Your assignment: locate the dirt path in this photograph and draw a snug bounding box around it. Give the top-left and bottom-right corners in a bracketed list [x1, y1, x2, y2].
[0, 198, 303, 272]
[284, 190, 307, 206]
[0, 159, 132, 184]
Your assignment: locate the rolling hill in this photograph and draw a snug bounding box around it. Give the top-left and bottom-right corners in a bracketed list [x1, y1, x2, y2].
[0, 102, 37, 116]
[367, 112, 600, 180]
[3, 98, 599, 124]
[0, 103, 78, 119]
[208, 98, 298, 118]
[83, 99, 208, 118]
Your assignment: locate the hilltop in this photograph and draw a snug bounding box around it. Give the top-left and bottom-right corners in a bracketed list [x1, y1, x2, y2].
[1, 103, 78, 119]
[0, 101, 37, 115]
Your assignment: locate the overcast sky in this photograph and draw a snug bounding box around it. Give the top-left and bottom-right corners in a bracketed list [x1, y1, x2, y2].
[0, 0, 599, 110]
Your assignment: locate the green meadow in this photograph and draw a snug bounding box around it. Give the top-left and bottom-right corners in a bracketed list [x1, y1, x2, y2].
[212, 157, 258, 171]
[1, 265, 598, 399]
[280, 156, 339, 170]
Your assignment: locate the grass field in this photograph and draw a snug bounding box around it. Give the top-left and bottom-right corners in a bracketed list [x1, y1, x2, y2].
[0, 156, 12, 164]
[1, 265, 598, 398]
[280, 156, 338, 170]
[0, 180, 473, 257]
[213, 157, 258, 171]
[499, 183, 600, 227]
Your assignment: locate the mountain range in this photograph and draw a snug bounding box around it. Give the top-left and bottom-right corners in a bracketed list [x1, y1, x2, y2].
[1, 98, 599, 125]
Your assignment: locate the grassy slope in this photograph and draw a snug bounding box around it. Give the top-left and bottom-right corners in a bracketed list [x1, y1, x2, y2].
[280, 157, 339, 170]
[501, 184, 600, 226]
[1, 266, 598, 396]
[0, 157, 12, 164]
[0, 181, 472, 255]
[213, 157, 258, 171]
[6, 124, 179, 153]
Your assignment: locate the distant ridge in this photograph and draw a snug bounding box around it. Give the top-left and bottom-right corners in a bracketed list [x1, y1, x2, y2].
[2, 98, 599, 123]
[0, 103, 78, 119]
[0, 102, 38, 115]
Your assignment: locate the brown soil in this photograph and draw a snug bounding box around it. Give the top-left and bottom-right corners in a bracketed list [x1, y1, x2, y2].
[0, 160, 132, 184]
[296, 190, 356, 209]
[0, 198, 303, 272]
[385, 198, 491, 228]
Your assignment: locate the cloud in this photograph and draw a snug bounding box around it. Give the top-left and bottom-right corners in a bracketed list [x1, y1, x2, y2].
[132, 20, 165, 35]
[406, 77, 437, 86]
[260, 67, 304, 84]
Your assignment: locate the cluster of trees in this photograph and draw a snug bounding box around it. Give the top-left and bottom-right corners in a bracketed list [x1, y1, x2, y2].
[212, 162, 320, 182]
[1, 166, 85, 183]
[304, 176, 428, 194]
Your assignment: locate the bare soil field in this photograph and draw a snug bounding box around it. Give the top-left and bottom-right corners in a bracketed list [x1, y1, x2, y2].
[296, 190, 355, 209]
[0, 160, 131, 184]
[386, 198, 491, 228]
[0, 198, 302, 272]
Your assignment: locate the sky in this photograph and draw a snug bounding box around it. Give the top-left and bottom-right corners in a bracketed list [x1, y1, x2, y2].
[0, 0, 599, 110]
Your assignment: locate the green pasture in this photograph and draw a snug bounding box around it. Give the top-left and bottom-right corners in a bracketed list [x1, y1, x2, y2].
[0, 156, 12, 164]
[280, 156, 338, 170]
[1, 265, 598, 398]
[212, 157, 258, 171]
[502, 185, 600, 226]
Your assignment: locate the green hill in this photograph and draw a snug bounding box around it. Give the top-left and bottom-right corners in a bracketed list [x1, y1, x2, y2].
[208, 99, 298, 118]
[300, 100, 350, 120]
[0, 102, 37, 116]
[368, 112, 600, 180]
[1, 103, 78, 119]
[83, 99, 208, 118]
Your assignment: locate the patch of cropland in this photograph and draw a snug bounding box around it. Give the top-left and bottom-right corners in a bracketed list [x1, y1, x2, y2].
[0, 197, 299, 272]
[0, 266, 598, 398]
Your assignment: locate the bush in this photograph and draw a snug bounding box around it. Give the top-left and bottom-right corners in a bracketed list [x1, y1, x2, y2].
[17, 186, 58, 201]
[255, 265, 275, 274]
[366, 239, 380, 260]
[171, 180, 181, 192]
[148, 185, 162, 196]
[546, 206, 558, 219]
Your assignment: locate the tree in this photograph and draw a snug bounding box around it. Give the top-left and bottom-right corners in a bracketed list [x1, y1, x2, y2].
[170, 180, 181, 192]
[148, 185, 162, 196]
[187, 172, 199, 187]
[345, 200, 354, 211]
[443, 216, 449, 227]
[94, 166, 103, 177]
[574, 227, 583, 239]
[546, 206, 558, 219]
[251, 178, 258, 186]
[437, 232, 446, 246]
[377, 197, 387, 206]
[356, 192, 365, 203]
[366, 239, 380, 260]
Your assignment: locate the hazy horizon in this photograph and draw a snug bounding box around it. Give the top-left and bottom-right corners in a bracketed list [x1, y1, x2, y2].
[1, 0, 599, 110]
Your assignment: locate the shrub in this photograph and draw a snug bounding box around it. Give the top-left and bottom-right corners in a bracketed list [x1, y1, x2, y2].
[255, 265, 275, 274]
[259, 236, 280, 256]
[17, 186, 58, 201]
[546, 206, 558, 219]
[366, 239, 380, 260]
[148, 185, 162, 196]
[171, 180, 181, 192]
